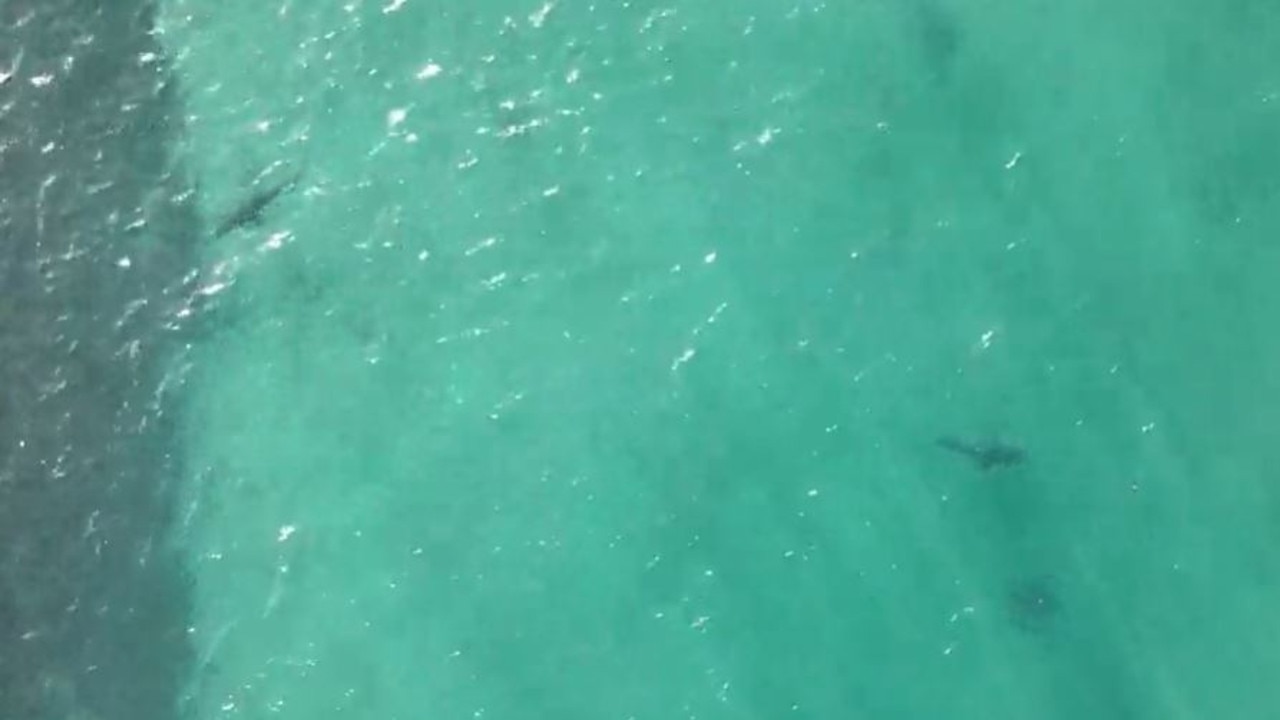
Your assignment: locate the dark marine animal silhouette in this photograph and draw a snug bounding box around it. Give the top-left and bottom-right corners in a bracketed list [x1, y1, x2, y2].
[213, 169, 302, 238]
[936, 435, 1026, 470]
[1006, 575, 1061, 633]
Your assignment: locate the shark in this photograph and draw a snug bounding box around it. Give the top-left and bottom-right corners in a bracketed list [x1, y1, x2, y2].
[212, 167, 302, 238]
[936, 435, 1027, 471]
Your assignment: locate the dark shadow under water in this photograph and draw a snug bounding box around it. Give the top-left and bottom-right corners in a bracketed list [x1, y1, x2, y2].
[0, 2, 201, 719]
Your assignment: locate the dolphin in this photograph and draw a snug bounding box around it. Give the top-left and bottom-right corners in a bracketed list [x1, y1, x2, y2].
[936, 435, 1026, 471]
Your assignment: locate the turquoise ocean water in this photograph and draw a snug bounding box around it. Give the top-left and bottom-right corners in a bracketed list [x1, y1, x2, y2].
[151, 1, 1280, 718]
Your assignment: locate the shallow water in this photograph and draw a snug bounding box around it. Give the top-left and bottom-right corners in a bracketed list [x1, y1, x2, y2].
[5, 1, 1280, 718]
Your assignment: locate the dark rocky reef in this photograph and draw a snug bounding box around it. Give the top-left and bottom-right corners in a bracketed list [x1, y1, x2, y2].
[1, 2, 200, 719]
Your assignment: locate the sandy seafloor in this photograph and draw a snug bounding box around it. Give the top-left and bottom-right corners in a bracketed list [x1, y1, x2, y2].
[150, 1, 1280, 718]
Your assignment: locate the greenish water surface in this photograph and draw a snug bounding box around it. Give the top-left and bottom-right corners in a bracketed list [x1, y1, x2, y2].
[159, 1, 1280, 718]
